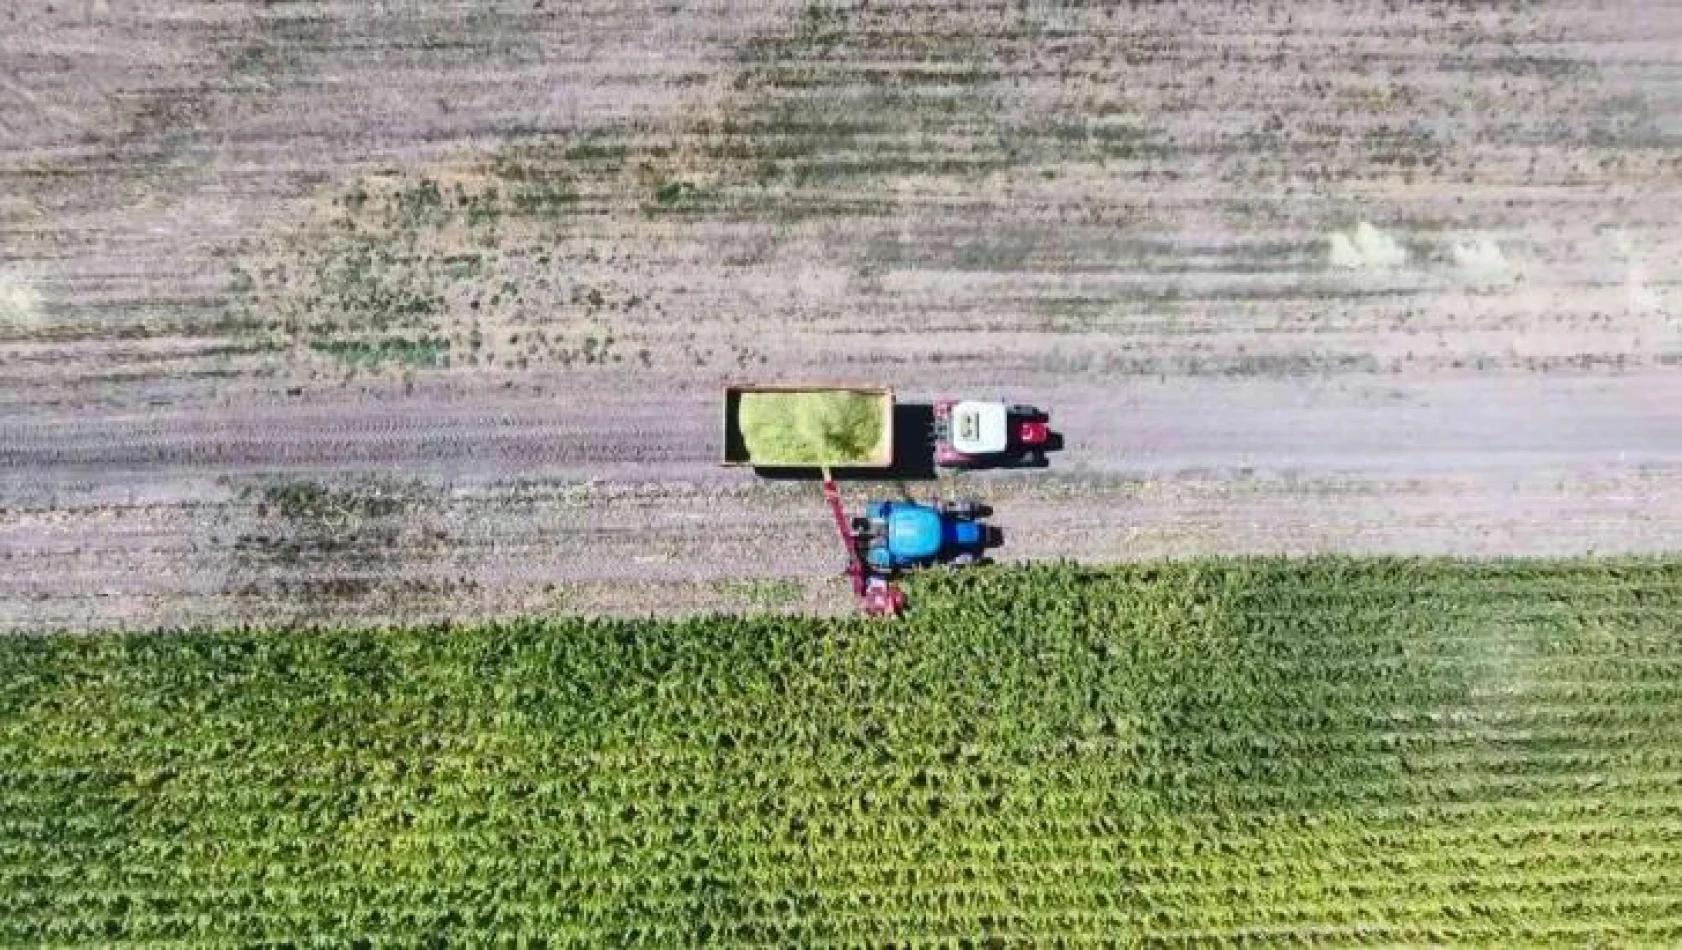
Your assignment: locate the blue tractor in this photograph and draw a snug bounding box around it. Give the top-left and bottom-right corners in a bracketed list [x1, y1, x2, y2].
[850, 498, 1001, 573]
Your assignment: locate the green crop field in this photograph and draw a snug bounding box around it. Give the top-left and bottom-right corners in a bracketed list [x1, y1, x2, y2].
[3, 558, 1681, 945]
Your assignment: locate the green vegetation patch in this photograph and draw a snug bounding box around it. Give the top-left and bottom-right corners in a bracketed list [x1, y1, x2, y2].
[4, 558, 1682, 944]
[309, 336, 449, 369]
[711, 577, 803, 610]
[738, 390, 887, 465]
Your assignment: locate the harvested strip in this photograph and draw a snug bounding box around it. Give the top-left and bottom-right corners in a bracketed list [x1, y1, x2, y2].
[739, 391, 887, 465]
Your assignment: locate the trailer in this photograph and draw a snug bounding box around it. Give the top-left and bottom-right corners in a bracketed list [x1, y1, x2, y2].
[721, 383, 895, 469]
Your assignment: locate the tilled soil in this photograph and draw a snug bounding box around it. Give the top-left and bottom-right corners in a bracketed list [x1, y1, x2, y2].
[2, 1, 1680, 631]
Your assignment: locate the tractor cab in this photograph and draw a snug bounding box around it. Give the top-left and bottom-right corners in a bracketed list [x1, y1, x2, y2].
[948, 401, 1011, 455]
[934, 400, 1053, 469]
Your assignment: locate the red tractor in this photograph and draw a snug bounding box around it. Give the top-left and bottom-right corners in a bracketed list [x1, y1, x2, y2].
[934, 400, 1053, 469]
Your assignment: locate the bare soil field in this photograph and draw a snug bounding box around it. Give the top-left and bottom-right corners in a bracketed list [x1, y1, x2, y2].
[2, 0, 1680, 631]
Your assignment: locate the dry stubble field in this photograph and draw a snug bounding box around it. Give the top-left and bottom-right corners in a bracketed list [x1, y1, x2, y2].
[2, 0, 1681, 631]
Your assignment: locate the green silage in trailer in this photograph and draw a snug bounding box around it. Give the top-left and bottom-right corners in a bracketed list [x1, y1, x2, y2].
[4, 558, 1682, 944]
[737, 390, 887, 465]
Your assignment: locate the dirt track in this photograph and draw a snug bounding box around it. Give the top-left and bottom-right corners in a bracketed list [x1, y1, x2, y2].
[3, 1, 1680, 631]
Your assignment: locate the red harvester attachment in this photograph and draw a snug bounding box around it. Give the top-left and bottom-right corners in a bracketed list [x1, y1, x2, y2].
[821, 473, 905, 618]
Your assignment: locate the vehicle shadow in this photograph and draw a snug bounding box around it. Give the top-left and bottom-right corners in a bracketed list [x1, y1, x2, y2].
[752, 403, 939, 482]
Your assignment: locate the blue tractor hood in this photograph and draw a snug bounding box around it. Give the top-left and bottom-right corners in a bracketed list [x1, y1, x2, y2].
[887, 506, 945, 560]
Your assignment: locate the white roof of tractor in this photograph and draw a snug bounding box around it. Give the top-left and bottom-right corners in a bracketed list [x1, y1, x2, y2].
[950, 401, 1009, 454]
